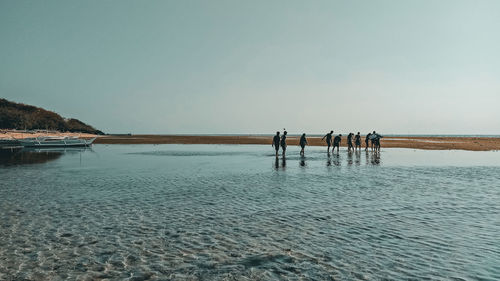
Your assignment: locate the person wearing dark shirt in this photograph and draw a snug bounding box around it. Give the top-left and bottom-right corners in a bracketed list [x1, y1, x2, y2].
[347, 133, 354, 152]
[365, 132, 372, 151]
[280, 130, 287, 156]
[299, 133, 308, 155]
[355, 132, 361, 151]
[272, 131, 280, 156]
[321, 130, 334, 153]
[333, 134, 342, 153]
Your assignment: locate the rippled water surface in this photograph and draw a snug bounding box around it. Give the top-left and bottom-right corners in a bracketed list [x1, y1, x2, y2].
[1, 144, 500, 280]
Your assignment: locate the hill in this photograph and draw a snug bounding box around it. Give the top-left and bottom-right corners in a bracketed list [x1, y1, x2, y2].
[0, 98, 104, 135]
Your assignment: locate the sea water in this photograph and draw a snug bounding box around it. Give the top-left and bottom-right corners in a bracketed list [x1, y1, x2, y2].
[1, 144, 499, 280]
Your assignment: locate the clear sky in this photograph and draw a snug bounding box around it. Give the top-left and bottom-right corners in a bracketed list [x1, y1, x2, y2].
[1, 0, 499, 134]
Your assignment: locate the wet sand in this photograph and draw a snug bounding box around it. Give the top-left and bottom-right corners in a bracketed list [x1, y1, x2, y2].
[95, 135, 500, 151]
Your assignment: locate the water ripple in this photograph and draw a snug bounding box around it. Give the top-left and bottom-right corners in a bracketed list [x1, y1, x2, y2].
[1, 145, 499, 280]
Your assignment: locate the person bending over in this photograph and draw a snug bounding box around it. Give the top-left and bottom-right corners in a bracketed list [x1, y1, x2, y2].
[333, 134, 342, 153]
[322, 130, 334, 153]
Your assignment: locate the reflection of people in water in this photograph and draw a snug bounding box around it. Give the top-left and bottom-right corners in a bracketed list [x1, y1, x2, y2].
[272, 131, 280, 157]
[366, 150, 381, 165]
[299, 133, 308, 155]
[355, 132, 361, 151]
[280, 130, 287, 156]
[300, 156, 306, 167]
[355, 150, 361, 165]
[321, 131, 334, 153]
[333, 153, 341, 166]
[333, 134, 342, 153]
[371, 151, 381, 165]
[274, 151, 286, 170]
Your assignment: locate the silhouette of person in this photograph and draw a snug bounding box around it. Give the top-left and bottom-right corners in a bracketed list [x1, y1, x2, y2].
[372, 131, 382, 151]
[333, 134, 342, 153]
[370, 131, 377, 151]
[321, 130, 334, 153]
[280, 130, 287, 156]
[347, 133, 354, 152]
[365, 132, 372, 151]
[272, 131, 280, 157]
[299, 133, 308, 155]
[355, 132, 361, 151]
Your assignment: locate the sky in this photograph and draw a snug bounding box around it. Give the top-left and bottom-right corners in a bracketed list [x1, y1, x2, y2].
[1, 0, 499, 134]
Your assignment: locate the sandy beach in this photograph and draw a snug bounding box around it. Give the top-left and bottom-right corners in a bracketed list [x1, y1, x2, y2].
[94, 135, 500, 151]
[2, 131, 499, 151]
[0, 131, 97, 140]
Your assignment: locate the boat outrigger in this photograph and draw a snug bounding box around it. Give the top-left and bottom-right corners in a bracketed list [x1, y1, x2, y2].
[18, 136, 96, 148]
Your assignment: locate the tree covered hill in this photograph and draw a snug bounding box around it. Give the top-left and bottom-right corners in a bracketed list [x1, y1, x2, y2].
[0, 98, 104, 135]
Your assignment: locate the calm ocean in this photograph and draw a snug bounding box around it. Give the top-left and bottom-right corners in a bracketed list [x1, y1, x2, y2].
[1, 144, 499, 280]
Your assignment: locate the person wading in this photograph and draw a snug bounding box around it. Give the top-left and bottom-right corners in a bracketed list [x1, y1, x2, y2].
[370, 131, 377, 151]
[322, 130, 334, 153]
[365, 132, 372, 151]
[280, 130, 288, 156]
[299, 133, 308, 155]
[355, 132, 361, 151]
[347, 133, 354, 153]
[333, 134, 342, 153]
[272, 131, 280, 157]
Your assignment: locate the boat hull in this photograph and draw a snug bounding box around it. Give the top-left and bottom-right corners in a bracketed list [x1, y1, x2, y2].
[19, 137, 96, 148]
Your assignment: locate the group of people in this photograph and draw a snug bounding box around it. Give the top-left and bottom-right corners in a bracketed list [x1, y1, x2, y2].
[272, 130, 383, 156]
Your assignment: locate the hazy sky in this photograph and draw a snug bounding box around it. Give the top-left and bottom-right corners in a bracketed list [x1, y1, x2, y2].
[1, 0, 499, 134]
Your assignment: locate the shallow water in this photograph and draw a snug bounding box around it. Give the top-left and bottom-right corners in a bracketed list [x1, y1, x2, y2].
[1, 144, 499, 280]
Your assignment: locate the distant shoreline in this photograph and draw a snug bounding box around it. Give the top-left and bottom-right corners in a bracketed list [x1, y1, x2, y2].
[94, 135, 500, 151]
[2, 131, 499, 151]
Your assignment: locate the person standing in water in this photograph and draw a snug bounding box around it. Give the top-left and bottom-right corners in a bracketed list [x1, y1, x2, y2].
[321, 130, 334, 153]
[365, 132, 372, 151]
[272, 131, 280, 156]
[333, 134, 342, 153]
[347, 133, 354, 152]
[355, 132, 361, 151]
[299, 133, 308, 155]
[280, 130, 287, 156]
[372, 131, 382, 152]
[371, 131, 377, 151]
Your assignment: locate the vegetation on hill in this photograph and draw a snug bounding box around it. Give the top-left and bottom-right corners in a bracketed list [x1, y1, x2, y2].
[0, 98, 104, 134]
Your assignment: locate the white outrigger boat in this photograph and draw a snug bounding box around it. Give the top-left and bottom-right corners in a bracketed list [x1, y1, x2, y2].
[18, 136, 96, 148]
